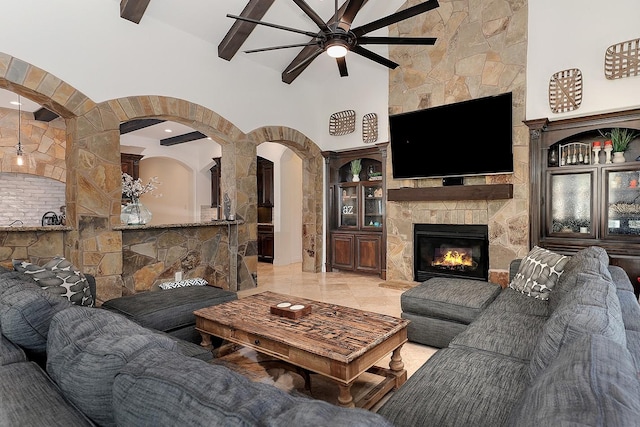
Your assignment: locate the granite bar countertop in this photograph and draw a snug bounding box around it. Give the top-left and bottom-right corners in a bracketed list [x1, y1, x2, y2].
[0, 226, 72, 232]
[114, 219, 244, 231]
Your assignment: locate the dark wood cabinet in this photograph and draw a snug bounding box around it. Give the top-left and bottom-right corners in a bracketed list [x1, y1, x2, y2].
[257, 156, 274, 207]
[121, 153, 143, 180]
[323, 144, 387, 278]
[210, 157, 221, 214]
[258, 224, 274, 263]
[526, 109, 640, 295]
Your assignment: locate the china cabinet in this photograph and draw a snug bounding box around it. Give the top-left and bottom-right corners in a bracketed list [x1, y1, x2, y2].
[526, 109, 640, 295]
[322, 144, 387, 278]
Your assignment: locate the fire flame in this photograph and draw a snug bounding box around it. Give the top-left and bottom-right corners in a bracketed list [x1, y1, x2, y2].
[433, 250, 473, 267]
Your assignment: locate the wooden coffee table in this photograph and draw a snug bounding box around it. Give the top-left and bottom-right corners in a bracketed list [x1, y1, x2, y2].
[194, 291, 410, 409]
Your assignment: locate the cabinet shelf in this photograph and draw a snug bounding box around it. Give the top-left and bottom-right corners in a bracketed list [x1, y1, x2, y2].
[323, 144, 388, 279]
[526, 110, 640, 296]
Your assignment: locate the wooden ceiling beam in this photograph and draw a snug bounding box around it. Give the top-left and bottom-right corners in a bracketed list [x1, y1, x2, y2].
[218, 0, 276, 61]
[120, 119, 165, 134]
[33, 107, 59, 122]
[160, 130, 208, 146]
[120, 0, 151, 24]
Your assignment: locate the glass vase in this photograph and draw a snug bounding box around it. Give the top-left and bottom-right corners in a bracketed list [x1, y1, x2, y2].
[121, 199, 152, 225]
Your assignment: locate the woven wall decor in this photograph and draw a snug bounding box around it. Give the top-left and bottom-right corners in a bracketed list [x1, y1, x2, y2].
[362, 113, 378, 143]
[549, 68, 583, 113]
[605, 38, 640, 80]
[329, 110, 356, 136]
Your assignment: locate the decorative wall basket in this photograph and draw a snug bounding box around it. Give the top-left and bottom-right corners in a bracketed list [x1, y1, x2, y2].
[329, 110, 356, 136]
[605, 38, 640, 80]
[549, 68, 583, 113]
[362, 113, 378, 143]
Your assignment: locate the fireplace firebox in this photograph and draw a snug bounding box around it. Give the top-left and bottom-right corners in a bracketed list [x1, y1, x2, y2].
[414, 224, 489, 282]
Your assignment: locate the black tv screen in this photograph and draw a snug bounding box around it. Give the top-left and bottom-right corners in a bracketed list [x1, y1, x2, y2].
[389, 92, 513, 179]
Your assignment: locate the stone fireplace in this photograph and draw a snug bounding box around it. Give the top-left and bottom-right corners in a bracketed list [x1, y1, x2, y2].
[414, 224, 489, 282]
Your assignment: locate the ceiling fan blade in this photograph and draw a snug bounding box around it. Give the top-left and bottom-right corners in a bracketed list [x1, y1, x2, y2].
[351, 0, 439, 37]
[226, 14, 319, 38]
[282, 46, 324, 84]
[291, 0, 330, 31]
[357, 36, 437, 45]
[244, 42, 320, 53]
[338, 0, 366, 31]
[337, 57, 348, 77]
[351, 45, 399, 69]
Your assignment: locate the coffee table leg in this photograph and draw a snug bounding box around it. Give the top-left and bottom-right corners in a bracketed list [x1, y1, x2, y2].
[389, 345, 405, 372]
[337, 384, 355, 408]
[199, 332, 212, 349]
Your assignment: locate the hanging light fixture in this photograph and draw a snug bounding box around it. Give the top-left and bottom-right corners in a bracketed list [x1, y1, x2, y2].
[15, 95, 24, 166]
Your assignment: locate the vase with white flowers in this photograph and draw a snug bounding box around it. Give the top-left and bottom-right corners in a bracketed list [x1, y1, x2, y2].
[121, 172, 162, 225]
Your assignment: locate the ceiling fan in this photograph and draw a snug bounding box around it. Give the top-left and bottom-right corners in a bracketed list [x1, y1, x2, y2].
[227, 0, 439, 84]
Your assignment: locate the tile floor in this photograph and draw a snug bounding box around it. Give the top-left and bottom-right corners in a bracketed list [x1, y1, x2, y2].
[238, 262, 437, 380]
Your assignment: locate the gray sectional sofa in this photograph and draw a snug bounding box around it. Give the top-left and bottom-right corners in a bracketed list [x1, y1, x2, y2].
[0, 267, 390, 426]
[378, 246, 640, 426]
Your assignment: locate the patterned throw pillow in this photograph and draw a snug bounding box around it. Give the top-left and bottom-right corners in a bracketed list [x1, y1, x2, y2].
[509, 246, 569, 300]
[12, 257, 94, 307]
[158, 278, 208, 290]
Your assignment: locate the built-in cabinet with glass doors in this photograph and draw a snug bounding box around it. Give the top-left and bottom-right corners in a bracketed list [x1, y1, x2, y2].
[323, 144, 387, 278]
[526, 110, 640, 295]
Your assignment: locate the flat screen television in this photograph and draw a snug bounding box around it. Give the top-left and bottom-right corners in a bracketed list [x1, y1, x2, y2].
[389, 92, 513, 180]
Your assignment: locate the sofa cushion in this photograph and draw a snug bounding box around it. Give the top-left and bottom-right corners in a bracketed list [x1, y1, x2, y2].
[549, 246, 610, 313]
[618, 288, 640, 332]
[377, 346, 530, 427]
[529, 271, 626, 380]
[0, 332, 26, 365]
[0, 362, 93, 426]
[101, 285, 237, 338]
[46, 306, 178, 427]
[449, 308, 548, 361]
[113, 347, 392, 427]
[508, 246, 569, 300]
[401, 277, 502, 324]
[508, 335, 640, 427]
[608, 264, 635, 292]
[625, 330, 640, 376]
[13, 257, 94, 307]
[0, 275, 71, 353]
[485, 287, 549, 317]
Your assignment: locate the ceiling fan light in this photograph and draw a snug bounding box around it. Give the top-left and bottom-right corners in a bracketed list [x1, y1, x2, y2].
[326, 43, 348, 58]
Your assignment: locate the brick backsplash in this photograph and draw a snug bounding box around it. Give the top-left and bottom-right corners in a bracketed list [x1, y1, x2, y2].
[0, 173, 65, 226]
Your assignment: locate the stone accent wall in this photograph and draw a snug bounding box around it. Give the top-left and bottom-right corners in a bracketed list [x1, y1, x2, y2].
[0, 229, 66, 270]
[0, 107, 67, 179]
[386, 0, 530, 286]
[120, 224, 237, 297]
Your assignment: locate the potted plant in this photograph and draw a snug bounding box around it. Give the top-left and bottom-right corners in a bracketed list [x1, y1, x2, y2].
[599, 128, 640, 163]
[350, 159, 362, 182]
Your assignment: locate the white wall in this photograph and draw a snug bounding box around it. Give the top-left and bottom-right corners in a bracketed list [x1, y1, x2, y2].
[527, 0, 640, 120]
[257, 142, 303, 265]
[122, 135, 222, 221]
[0, 0, 395, 152]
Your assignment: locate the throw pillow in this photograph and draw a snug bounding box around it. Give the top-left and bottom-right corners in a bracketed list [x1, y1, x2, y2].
[13, 257, 94, 307]
[509, 246, 569, 300]
[158, 277, 208, 290]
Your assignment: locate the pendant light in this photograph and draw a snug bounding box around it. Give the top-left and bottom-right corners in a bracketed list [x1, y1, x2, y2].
[15, 95, 23, 166]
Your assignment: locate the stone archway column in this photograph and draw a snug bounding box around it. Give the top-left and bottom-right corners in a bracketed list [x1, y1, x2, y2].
[302, 154, 323, 273]
[223, 135, 257, 291]
[66, 105, 125, 302]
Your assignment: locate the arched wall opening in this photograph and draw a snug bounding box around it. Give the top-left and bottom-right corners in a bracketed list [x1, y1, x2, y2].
[0, 52, 324, 300]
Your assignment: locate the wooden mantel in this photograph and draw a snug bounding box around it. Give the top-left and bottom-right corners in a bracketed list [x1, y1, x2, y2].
[387, 184, 513, 202]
